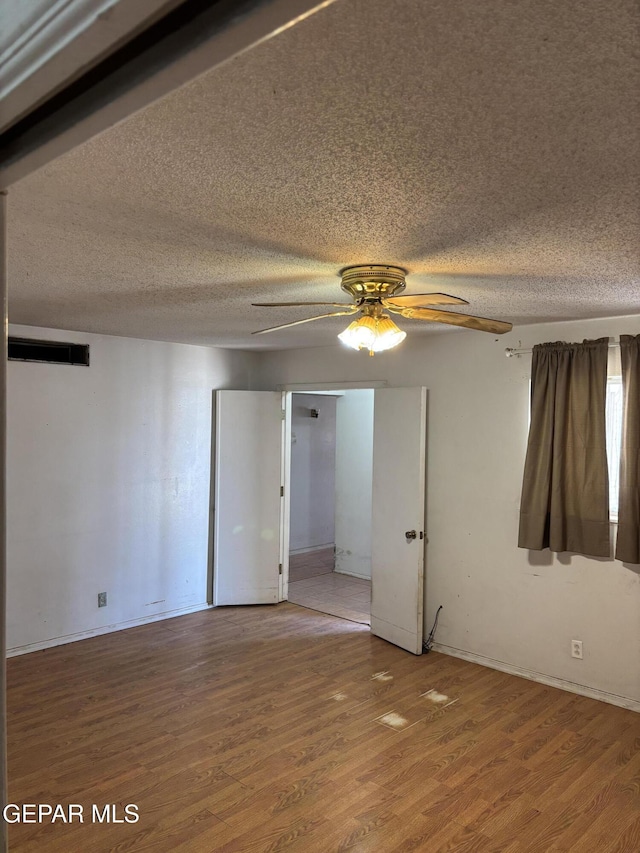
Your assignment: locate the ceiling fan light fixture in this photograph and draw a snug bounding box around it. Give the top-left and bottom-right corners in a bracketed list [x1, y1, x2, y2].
[252, 262, 512, 341]
[338, 314, 406, 356]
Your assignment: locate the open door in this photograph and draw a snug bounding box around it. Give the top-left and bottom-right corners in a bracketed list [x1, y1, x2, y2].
[213, 391, 283, 605]
[371, 387, 427, 654]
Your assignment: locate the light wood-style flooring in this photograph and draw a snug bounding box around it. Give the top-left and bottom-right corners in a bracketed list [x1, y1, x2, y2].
[288, 548, 371, 624]
[7, 604, 640, 852]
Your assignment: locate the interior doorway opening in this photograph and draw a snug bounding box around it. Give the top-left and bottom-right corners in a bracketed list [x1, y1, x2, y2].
[211, 385, 426, 653]
[287, 390, 374, 625]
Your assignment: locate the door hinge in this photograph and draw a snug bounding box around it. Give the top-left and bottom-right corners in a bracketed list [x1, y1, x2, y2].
[279, 563, 283, 575]
[280, 485, 284, 497]
[281, 409, 286, 421]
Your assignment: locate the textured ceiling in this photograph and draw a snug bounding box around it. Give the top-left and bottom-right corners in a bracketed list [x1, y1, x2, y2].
[8, 0, 640, 349]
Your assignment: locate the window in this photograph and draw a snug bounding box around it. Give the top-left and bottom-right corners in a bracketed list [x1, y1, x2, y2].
[527, 373, 623, 521]
[605, 376, 623, 520]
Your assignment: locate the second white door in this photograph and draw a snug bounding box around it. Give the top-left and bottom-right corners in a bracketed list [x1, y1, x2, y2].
[370, 387, 427, 654]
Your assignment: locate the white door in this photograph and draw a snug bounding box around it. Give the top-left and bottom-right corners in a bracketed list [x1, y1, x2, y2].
[370, 387, 427, 654]
[213, 391, 283, 605]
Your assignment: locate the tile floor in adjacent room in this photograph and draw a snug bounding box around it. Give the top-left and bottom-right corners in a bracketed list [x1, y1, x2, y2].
[288, 547, 371, 624]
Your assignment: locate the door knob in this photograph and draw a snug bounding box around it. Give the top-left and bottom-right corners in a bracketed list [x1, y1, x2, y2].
[405, 530, 417, 541]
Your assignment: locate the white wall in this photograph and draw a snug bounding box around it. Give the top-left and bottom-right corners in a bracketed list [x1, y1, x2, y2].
[289, 393, 336, 552]
[334, 390, 374, 579]
[254, 316, 640, 707]
[7, 324, 257, 653]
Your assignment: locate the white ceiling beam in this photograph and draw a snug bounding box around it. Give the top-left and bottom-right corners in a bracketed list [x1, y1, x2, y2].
[0, 0, 338, 188]
[0, 0, 187, 134]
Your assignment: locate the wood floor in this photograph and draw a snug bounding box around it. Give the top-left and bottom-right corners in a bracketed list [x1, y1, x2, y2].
[7, 604, 640, 852]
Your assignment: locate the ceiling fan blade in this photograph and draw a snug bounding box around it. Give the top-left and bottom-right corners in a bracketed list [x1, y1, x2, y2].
[395, 306, 512, 334]
[384, 293, 469, 308]
[252, 301, 354, 308]
[252, 308, 358, 335]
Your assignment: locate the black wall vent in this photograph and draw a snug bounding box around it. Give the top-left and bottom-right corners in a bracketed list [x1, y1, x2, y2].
[8, 337, 90, 366]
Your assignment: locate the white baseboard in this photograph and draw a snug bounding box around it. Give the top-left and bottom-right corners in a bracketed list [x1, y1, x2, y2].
[8, 602, 213, 657]
[432, 643, 640, 712]
[334, 568, 371, 581]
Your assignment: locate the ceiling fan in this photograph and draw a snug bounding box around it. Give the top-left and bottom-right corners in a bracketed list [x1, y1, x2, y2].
[252, 264, 512, 355]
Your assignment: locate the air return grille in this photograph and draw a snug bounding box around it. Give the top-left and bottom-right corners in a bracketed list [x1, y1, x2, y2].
[8, 337, 90, 366]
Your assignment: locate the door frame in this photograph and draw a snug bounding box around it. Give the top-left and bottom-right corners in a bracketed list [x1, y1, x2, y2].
[206, 380, 428, 649]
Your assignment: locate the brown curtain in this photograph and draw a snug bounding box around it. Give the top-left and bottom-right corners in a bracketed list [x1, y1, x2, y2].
[518, 338, 610, 558]
[615, 334, 640, 563]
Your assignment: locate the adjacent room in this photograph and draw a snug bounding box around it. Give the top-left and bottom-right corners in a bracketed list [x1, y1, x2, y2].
[288, 390, 373, 625]
[1, 0, 639, 850]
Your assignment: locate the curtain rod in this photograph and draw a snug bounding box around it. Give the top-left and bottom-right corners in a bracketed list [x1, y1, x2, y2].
[505, 342, 621, 358]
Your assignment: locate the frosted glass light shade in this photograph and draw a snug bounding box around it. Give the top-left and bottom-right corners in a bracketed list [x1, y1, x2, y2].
[338, 314, 406, 355]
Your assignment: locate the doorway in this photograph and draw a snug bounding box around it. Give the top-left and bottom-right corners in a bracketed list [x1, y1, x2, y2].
[287, 390, 374, 625]
[212, 386, 427, 654]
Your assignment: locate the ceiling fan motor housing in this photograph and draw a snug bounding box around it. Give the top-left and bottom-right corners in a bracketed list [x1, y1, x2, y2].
[340, 264, 407, 302]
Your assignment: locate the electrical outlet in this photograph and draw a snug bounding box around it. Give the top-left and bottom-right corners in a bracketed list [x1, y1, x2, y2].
[98, 592, 107, 608]
[571, 639, 583, 659]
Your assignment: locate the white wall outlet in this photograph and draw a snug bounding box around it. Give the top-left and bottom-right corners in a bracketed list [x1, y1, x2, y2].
[571, 639, 583, 659]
